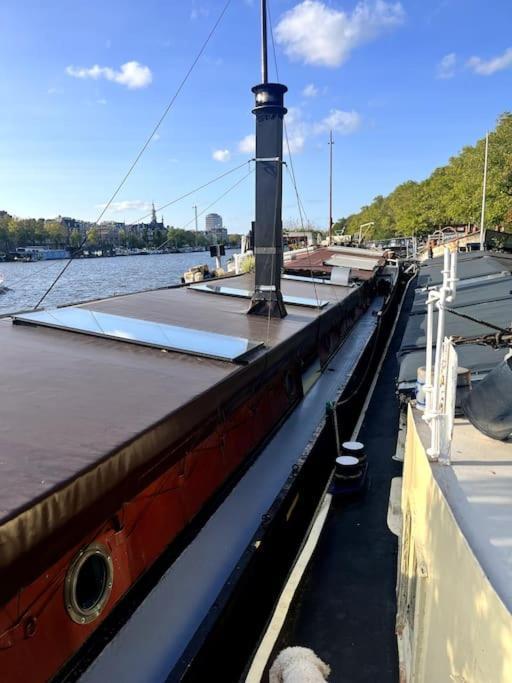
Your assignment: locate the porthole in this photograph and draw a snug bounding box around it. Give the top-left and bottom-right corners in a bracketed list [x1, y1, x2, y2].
[65, 543, 113, 624]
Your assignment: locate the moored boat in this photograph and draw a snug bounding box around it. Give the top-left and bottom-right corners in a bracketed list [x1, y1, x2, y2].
[0, 4, 402, 682]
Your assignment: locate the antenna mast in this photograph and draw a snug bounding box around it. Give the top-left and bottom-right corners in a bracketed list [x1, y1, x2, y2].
[193, 204, 198, 246]
[328, 130, 334, 245]
[479, 131, 489, 251]
[261, 0, 268, 83]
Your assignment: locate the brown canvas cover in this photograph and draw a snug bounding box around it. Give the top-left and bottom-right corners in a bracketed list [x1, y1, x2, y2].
[0, 274, 370, 599]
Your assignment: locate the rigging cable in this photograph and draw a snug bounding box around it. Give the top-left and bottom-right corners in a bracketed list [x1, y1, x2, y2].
[33, 0, 233, 310]
[121, 159, 251, 235]
[152, 166, 254, 251]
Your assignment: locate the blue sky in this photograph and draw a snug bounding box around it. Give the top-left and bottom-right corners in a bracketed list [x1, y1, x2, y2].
[1, 0, 511, 232]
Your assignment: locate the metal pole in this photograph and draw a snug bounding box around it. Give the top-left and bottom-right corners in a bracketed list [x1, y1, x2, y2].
[424, 294, 434, 416]
[260, 0, 268, 84]
[428, 247, 450, 460]
[480, 132, 489, 251]
[328, 130, 334, 245]
[193, 205, 198, 247]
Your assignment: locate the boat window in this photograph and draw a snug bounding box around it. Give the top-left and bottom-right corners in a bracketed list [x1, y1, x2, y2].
[13, 307, 264, 363]
[65, 544, 113, 624]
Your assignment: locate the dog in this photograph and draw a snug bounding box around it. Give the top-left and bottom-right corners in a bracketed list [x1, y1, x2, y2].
[269, 646, 331, 682]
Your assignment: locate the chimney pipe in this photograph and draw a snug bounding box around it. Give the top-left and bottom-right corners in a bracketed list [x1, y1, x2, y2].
[248, 0, 287, 318]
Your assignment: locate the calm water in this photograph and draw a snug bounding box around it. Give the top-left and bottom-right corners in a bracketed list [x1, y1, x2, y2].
[0, 250, 236, 316]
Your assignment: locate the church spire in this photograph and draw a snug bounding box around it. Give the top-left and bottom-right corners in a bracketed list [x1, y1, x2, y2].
[151, 202, 157, 225]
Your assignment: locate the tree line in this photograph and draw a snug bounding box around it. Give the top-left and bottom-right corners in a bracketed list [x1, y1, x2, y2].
[333, 112, 512, 240]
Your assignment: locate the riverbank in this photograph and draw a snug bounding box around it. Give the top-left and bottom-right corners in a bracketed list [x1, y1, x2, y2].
[2, 246, 239, 262]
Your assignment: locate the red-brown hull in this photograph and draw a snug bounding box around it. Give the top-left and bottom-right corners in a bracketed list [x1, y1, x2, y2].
[0, 366, 297, 683]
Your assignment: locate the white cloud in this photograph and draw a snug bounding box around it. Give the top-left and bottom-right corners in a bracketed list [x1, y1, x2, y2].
[314, 109, 361, 135]
[190, 5, 209, 20]
[152, 132, 160, 142]
[302, 83, 319, 97]
[66, 61, 152, 89]
[96, 200, 151, 213]
[437, 52, 456, 79]
[239, 134, 256, 154]
[467, 47, 512, 76]
[97, 98, 107, 105]
[238, 105, 360, 157]
[212, 148, 231, 162]
[275, 0, 405, 68]
[285, 106, 308, 153]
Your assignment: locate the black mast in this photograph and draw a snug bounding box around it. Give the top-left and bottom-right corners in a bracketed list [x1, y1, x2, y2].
[247, 0, 287, 318]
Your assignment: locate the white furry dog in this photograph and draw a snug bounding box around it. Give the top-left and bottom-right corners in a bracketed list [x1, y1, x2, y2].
[269, 646, 331, 683]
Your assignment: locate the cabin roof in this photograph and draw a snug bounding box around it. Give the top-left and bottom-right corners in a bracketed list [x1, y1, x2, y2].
[0, 274, 350, 518]
[0, 271, 363, 586]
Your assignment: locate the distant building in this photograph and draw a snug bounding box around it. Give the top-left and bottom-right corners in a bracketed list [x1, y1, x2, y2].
[144, 204, 165, 243]
[53, 216, 78, 231]
[76, 220, 93, 235]
[97, 221, 125, 241]
[209, 227, 228, 243]
[205, 214, 227, 243]
[205, 213, 223, 232]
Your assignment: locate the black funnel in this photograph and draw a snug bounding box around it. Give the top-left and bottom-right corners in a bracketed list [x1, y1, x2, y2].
[462, 354, 512, 440]
[247, 82, 288, 318]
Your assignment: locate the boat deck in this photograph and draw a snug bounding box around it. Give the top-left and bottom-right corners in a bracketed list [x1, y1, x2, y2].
[254, 275, 414, 681]
[283, 247, 382, 280]
[79, 297, 385, 683]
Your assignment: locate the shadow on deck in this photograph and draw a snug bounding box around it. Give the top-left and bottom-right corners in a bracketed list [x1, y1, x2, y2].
[265, 282, 415, 682]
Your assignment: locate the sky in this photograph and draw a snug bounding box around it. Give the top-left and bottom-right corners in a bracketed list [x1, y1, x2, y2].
[0, 0, 511, 232]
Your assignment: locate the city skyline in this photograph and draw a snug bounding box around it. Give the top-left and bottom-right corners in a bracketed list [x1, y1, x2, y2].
[1, 0, 511, 231]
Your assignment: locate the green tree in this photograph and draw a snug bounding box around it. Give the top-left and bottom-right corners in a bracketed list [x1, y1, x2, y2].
[335, 112, 512, 239]
[70, 229, 82, 250]
[45, 221, 66, 247]
[86, 227, 100, 248]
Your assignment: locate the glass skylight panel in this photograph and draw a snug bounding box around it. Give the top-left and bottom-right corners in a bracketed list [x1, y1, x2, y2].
[13, 308, 263, 363]
[188, 283, 329, 308]
[282, 274, 347, 286]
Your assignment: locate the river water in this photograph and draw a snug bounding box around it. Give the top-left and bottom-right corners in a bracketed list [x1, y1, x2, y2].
[0, 250, 236, 316]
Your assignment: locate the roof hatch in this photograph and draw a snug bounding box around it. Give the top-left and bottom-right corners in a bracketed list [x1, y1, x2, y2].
[13, 308, 263, 363]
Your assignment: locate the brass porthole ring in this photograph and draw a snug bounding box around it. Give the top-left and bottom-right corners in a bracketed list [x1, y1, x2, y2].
[65, 543, 113, 625]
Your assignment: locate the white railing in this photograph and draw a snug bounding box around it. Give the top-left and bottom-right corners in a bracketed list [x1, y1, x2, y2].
[423, 247, 459, 464]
